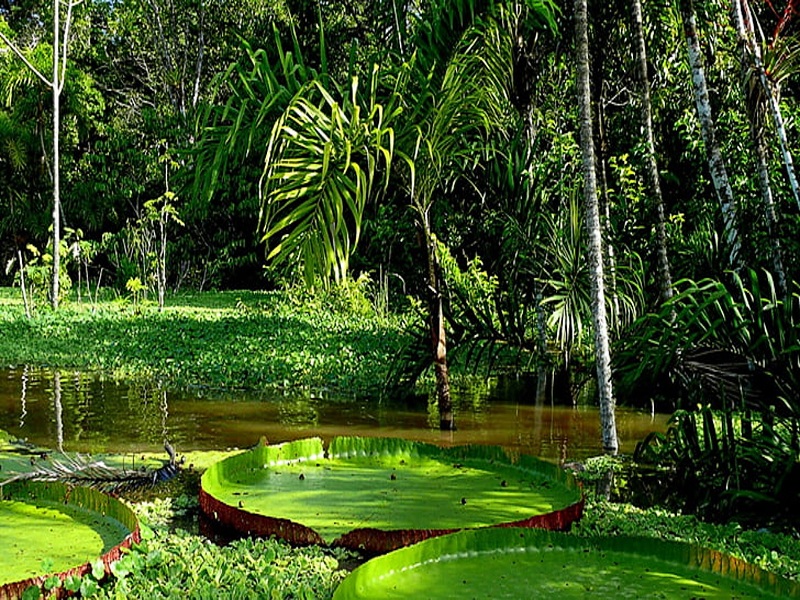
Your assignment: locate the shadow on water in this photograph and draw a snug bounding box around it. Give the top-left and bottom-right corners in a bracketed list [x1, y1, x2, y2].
[0, 366, 668, 462]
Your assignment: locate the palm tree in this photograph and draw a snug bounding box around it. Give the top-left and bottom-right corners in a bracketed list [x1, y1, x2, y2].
[196, 2, 557, 429]
[396, 1, 556, 429]
[574, 0, 618, 453]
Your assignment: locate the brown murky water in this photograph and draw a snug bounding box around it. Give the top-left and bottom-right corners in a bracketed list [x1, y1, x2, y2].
[0, 366, 668, 462]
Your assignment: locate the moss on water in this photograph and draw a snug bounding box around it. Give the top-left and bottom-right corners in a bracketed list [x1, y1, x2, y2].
[0, 288, 407, 395]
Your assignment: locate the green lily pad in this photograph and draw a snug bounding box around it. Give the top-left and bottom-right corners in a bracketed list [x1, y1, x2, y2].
[333, 527, 800, 599]
[200, 437, 583, 553]
[0, 480, 140, 598]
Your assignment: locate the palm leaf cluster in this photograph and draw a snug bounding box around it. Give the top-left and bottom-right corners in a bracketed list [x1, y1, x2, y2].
[261, 63, 401, 286]
[618, 269, 800, 415]
[1, 443, 181, 495]
[635, 405, 799, 529]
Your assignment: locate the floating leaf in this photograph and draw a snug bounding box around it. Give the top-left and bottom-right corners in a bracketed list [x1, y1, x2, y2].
[200, 437, 583, 553]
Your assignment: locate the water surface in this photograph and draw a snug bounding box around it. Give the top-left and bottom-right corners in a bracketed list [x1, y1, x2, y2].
[0, 367, 667, 462]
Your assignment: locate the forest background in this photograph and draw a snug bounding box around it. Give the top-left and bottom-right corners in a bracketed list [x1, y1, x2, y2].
[2, 0, 800, 531]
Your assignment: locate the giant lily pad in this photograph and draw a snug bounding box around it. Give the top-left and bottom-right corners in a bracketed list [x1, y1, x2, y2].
[333, 527, 800, 599]
[199, 437, 583, 553]
[0, 480, 140, 599]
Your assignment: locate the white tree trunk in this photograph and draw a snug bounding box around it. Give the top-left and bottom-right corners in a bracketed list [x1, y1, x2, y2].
[732, 3, 788, 297]
[681, 0, 742, 270]
[51, 0, 61, 309]
[575, 0, 618, 454]
[0, 0, 77, 310]
[734, 0, 800, 213]
[632, 0, 673, 303]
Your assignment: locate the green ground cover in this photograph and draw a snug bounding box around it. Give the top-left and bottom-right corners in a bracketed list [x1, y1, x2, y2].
[0, 287, 408, 394]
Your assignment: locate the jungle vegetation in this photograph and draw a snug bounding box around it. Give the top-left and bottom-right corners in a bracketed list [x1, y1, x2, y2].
[2, 0, 800, 530]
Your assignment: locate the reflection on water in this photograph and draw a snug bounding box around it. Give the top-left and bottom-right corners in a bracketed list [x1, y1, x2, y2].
[0, 367, 668, 462]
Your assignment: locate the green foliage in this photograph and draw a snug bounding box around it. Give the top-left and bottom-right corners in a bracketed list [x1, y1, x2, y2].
[125, 277, 145, 313]
[633, 406, 800, 530]
[617, 269, 800, 412]
[574, 500, 800, 581]
[260, 63, 400, 286]
[79, 528, 352, 599]
[0, 287, 407, 394]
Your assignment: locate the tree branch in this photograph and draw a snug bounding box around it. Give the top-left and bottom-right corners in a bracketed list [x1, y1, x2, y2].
[0, 29, 53, 88]
[59, 0, 84, 94]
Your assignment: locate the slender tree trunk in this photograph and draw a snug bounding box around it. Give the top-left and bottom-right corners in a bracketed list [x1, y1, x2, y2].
[17, 249, 31, 319]
[733, 0, 800, 212]
[419, 211, 454, 430]
[575, 0, 618, 454]
[632, 0, 673, 303]
[733, 0, 788, 297]
[50, 0, 61, 309]
[738, 52, 789, 297]
[591, 18, 620, 326]
[749, 115, 789, 297]
[680, 0, 742, 270]
[158, 213, 167, 311]
[523, 109, 549, 377]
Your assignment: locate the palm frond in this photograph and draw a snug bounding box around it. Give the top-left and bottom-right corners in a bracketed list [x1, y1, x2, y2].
[1, 443, 182, 495]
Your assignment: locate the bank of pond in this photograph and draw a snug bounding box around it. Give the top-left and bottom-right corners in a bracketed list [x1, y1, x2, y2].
[1, 431, 799, 599]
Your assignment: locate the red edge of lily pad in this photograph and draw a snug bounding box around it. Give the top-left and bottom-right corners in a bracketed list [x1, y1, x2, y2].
[0, 481, 141, 600]
[333, 497, 585, 555]
[198, 437, 585, 554]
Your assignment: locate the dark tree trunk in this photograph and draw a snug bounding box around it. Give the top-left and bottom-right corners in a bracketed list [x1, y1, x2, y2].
[420, 213, 454, 431]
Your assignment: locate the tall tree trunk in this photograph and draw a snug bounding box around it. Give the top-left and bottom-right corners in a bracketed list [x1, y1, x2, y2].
[749, 112, 788, 297]
[0, 0, 76, 310]
[575, 0, 618, 454]
[590, 10, 620, 326]
[680, 0, 742, 270]
[50, 0, 61, 310]
[420, 212, 454, 430]
[738, 54, 789, 298]
[733, 0, 800, 212]
[632, 0, 673, 303]
[733, 0, 789, 298]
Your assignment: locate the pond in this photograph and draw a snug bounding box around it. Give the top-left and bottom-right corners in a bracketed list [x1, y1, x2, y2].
[0, 366, 668, 462]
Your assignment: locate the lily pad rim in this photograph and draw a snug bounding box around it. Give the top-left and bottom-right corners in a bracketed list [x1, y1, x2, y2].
[333, 527, 800, 599]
